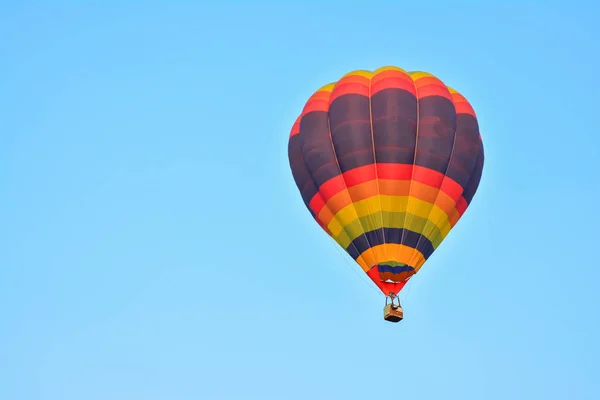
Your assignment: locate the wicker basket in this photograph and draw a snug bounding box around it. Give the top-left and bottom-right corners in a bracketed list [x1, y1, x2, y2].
[383, 304, 404, 322]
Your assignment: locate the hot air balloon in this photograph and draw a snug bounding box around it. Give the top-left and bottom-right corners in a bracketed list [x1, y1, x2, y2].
[287, 66, 484, 322]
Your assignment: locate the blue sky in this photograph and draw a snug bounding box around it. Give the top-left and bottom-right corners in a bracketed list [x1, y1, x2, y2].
[1, 2, 599, 399]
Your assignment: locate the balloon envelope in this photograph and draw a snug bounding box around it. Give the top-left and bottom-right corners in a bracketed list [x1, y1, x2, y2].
[288, 66, 484, 295]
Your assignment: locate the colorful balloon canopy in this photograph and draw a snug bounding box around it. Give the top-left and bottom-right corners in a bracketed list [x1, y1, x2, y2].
[288, 66, 484, 296]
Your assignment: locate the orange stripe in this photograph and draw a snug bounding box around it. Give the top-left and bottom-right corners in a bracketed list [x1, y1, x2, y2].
[302, 99, 329, 114]
[371, 69, 416, 95]
[308, 164, 465, 215]
[313, 178, 461, 228]
[336, 74, 371, 85]
[357, 244, 426, 272]
[307, 89, 332, 103]
[330, 75, 370, 102]
[302, 90, 332, 114]
[413, 76, 453, 101]
[448, 210, 460, 227]
[379, 271, 413, 282]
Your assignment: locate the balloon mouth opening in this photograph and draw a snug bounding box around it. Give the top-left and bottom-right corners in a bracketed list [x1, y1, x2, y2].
[375, 262, 415, 283]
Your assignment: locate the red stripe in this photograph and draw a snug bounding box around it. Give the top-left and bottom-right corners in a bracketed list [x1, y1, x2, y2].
[308, 194, 325, 215]
[302, 90, 332, 113]
[367, 266, 407, 295]
[416, 83, 453, 101]
[456, 197, 468, 215]
[302, 98, 329, 114]
[439, 175, 464, 200]
[371, 71, 416, 96]
[308, 163, 467, 216]
[344, 164, 376, 187]
[330, 82, 370, 102]
[452, 90, 477, 117]
[317, 174, 347, 202]
[454, 101, 476, 117]
[377, 163, 414, 180]
[289, 115, 301, 137]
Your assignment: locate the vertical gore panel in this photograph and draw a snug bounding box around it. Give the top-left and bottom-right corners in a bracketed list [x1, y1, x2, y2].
[328, 89, 384, 250]
[328, 94, 374, 173]
[299, 111, 341, 187]
[462, 145, 484, 204]
[403, 74, 457, 259]
[371, 87, 418, 247]
[288, 135, 319, 209]
[445, 114, 481, 191]
[371, 88, 418, 166]
[413, 95, 457, 174]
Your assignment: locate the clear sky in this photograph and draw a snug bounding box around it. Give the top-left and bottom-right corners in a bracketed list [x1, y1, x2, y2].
[1, 2, 599, 399]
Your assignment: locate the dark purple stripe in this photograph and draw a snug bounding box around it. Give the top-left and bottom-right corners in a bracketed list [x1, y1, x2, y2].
[324, 93, 464, 176]
[378, 265, 415, 274]
[345, 228, 434, 263]
[292, 92, 482, 196]
[463, 145, 484, 204]
[445, 114, 481, 188]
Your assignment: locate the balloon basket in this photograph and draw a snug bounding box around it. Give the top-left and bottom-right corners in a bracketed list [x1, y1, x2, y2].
[383, 294, 403, 322]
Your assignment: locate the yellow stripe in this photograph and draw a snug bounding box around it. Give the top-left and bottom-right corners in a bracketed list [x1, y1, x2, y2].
[327, 195, 451, 239]
[373, 65, 408, 74]
[408, 71, 436, 80]
[342, 69, 373, 79]
[317, 83, 336, 92]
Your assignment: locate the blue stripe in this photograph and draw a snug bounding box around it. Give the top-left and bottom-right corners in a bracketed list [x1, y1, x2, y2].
[345, 228, 434, 261]
[377, 264, 415, 274]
